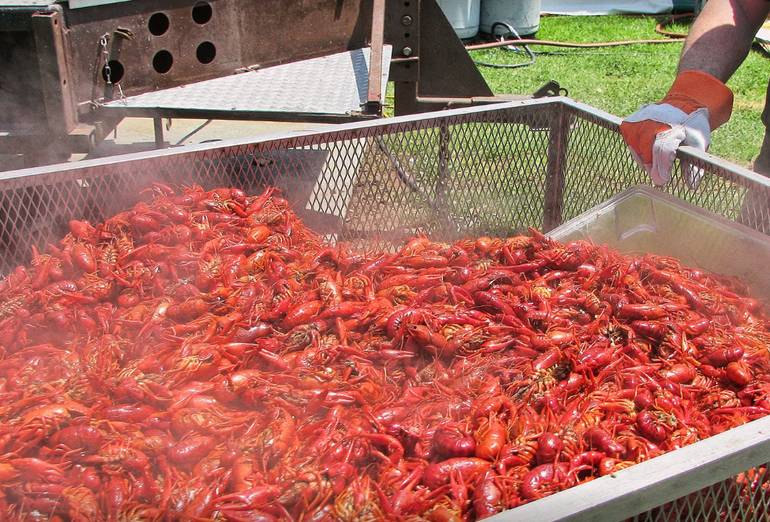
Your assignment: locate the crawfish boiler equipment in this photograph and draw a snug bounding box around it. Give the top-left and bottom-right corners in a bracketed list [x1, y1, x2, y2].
[1, 0, 563, 168]
[1, 98, 770, 519]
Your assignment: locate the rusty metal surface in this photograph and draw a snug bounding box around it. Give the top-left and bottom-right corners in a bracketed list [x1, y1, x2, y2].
[102, 46, 392, 122]
[0, 0, 373, 159]
[31, 8, 78, 135]
[0, 30, 45, 135]
[417, 0, 492, 99]
[1, 0, 504, 163]
[1, 0, 375, 116]
[365, 0, 386, 114]
[388, 0, 494, 115]
[384, 0, 417, 84]
[64, 0, 372, 105]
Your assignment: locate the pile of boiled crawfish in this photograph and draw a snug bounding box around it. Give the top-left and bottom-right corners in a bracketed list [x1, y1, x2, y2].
[0, 184, 769, 521]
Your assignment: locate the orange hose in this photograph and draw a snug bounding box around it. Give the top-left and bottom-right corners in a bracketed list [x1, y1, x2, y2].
[654, 13, 694, 39]
[464, 13, 694, 52]
[465, 38, 680, 51]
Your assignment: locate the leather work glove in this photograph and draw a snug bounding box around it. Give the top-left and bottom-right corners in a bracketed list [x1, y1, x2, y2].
[620, 70, 734, 187]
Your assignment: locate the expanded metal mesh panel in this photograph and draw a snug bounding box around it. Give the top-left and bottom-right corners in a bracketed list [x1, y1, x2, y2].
[344, 118, 552, 242]
[559, 109, 649, 222]
[0, 105, 556, 272]
[632, 464, 770, 522]
[564, 104, 770, 235]
[671, 153, 770, 235]
[0, 100, 769, 520]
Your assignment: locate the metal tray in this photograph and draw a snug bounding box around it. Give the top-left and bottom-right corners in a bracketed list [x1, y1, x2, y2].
[0, 98, 769, 521]
[490, 414, 770, 522]
[549, 185, 770, 301]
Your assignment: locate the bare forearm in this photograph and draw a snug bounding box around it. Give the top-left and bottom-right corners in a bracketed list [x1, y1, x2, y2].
[678, 0, 769, 81]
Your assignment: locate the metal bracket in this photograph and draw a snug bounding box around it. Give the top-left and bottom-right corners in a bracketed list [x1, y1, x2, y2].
[389, 0, 494, 115]
[364, 0, 386, 116]
[533, 80, 568, 99]
[31, 8, 77, 135]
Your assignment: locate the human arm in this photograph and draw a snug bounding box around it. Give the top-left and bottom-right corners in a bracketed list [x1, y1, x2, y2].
[678, 0, 770, 81]
[620, 0, 770, 185]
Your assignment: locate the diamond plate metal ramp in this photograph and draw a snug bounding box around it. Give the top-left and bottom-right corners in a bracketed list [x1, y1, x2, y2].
[103, 47, 392, 123]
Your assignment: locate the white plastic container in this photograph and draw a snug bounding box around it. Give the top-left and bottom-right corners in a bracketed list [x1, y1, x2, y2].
[436, 0, 481, 39]
[480, 0, 541, 36]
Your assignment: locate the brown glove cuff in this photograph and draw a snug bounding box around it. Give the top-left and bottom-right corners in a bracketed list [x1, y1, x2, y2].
[662, 70, 734, 129]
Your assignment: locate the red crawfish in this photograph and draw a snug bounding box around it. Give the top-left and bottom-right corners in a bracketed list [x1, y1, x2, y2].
[71, 243, 97, 273]
[535, 432, 563, 464]
[520, 462, 571, 500]
[0, 185, 769, 519]
[422, 458, 491, 489]
[212, 484, 282, 513]
[168, 435, 217, 470]
[433, 426, 476, 458]
[282, 300, 323, 329]
[474, 415, 507, 461]
[407, 323, 460, 358]
[473, 470, 505, 519]
[49, 424, 104, 454]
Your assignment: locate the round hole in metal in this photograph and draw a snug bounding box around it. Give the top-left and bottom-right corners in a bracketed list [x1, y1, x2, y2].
[148, 12, 170, 36]
[101, 60, 125, 83]
[196, 41, 216, 64]
[152, 50, 173, 73]
[192, 2, 213, 24]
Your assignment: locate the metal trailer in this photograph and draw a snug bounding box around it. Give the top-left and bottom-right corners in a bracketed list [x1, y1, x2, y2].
[0, 98, 769, 520]
[1, 0, 390, 165]
[1, 0, 561, 166]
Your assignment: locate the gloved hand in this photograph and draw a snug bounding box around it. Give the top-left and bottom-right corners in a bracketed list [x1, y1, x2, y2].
[620, 70, 734, 187]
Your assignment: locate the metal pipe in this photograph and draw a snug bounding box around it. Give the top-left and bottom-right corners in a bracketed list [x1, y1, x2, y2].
[153, 117, 164, 149]
[374, 135, 425, 196]
[435, 121, 450, 230]
[543, 105, 570, 231]
[365, 0, 386, 113]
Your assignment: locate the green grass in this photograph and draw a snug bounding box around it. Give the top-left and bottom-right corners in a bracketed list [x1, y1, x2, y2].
[466, 15, 768, 167]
